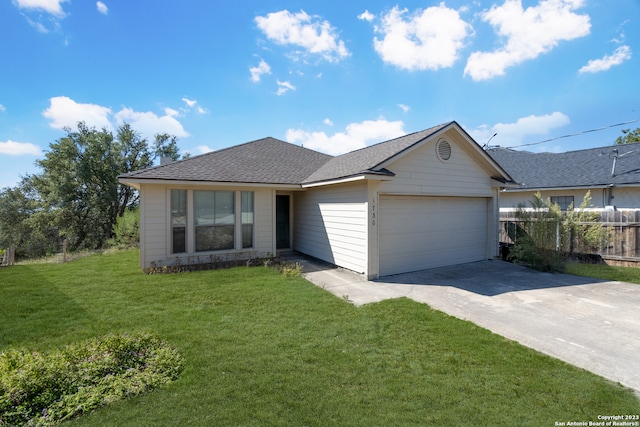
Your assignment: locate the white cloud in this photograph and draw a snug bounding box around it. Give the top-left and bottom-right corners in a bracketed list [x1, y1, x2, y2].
[43, 96, 190, 140]
[358, 10, 374, 22]
[192, 145, 214, 155]
[0, 104, 5, 112]
[465, 0, 591, 81]
[255, 9, 350, 62]
[249, 59, 272, 82]
[398, 104, 410, 113]
[43, 96, 113, 130]
[276, 80, 296, 96]
[578, 45, 631, 74]
[0, 140, 42, 156]
[13, 0, 68, 16]
[324, 118, 333, 126]
[182, 97, 197, 107]
[370, 5, 472, 71]
[164, 107, 180, 117]
[181, 97, 207, 114]
[96, 1, 108, 15]
[286, 118, 405, 155]
[114, 107, 189, 139]
[469, 112, 570, 147]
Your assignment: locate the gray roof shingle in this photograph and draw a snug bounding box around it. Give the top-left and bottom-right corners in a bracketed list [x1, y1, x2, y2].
[120, 137, 333, 185]
[302, 123, 450, 184]
[121, 121, 504, 187]
[488, 142, 640, 189]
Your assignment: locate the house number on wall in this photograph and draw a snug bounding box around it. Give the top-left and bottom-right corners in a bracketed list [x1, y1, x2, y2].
[371, 197, 376, 226]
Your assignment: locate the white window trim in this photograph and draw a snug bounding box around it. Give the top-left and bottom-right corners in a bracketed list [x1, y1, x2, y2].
[167, 189, 256, 259]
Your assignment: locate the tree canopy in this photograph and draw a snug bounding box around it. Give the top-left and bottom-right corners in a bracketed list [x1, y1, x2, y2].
[615, 127, 640, 145]
[0, 122, 181, 258]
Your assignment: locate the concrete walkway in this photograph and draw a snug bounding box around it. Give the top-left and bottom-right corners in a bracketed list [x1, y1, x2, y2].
[290, 254, 640, 396]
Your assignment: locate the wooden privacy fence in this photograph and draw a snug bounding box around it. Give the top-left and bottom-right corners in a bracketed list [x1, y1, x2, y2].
[500, 209, 640, 262]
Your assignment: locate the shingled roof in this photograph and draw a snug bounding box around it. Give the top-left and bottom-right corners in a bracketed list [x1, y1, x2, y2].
[302, 123, 449, 184]
[488, 141, 640, 189]
[120, 121, 509, 187]
[119, 137, 333, 185]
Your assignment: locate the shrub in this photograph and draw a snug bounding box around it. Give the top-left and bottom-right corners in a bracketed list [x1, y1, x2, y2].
[509, 191, 608, 272]
[110, 208, 140, 249]
[0, 333, 183, 426]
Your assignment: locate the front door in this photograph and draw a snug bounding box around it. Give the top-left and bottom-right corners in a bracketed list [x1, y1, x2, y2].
[276, 195, 290, 249]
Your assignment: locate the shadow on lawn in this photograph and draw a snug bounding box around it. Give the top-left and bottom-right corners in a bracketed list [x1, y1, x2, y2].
[0, 265, 94, 349]
[377, 260, 608, 297]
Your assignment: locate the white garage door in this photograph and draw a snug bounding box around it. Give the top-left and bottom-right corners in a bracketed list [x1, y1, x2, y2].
[379, 196, 488, 276]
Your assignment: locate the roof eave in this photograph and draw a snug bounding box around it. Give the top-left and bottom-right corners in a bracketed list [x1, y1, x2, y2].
[492, 177, 519, 188]
[118, 177, 304, 190]
[301, 172, 394, 188]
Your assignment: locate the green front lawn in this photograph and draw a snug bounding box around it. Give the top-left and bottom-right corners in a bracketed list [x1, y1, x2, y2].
[566, 262, 640, 284]
[1, 249, 638, 426]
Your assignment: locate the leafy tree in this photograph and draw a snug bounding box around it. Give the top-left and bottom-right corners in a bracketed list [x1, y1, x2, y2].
[615, 127, 640, 145]
[0, 122, 181, 257]
[0, 180, 59, 258]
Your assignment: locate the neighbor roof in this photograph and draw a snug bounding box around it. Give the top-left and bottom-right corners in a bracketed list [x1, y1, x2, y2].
[488, 141, 640, 190]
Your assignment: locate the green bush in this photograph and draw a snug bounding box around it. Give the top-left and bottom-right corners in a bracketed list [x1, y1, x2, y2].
[0, 333, 183, 426]
[111, 208, 140, 249]
[509, 191, 608, 272]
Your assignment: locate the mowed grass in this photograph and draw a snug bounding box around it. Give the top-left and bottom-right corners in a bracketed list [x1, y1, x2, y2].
[1, 250, 638, 426]
[566, 262, 640, 284]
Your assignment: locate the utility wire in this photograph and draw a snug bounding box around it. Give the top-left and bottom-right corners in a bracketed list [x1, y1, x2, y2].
[507, 118, 640, 149]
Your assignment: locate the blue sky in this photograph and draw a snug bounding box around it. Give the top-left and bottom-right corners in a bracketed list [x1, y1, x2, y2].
[0, 0, 638, 188]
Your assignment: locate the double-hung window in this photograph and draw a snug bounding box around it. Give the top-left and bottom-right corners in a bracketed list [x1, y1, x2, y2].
[171, 190, 187, 253]
[551, 196, 574, 211]
[241, 191, 254, 248]
[194, 190, 235, 251]
[170, 190, 255, 254]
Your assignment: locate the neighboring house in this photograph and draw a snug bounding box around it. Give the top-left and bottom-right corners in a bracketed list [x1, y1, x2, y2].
[488, 141, 640, 210]
[119, 121, 514, 279]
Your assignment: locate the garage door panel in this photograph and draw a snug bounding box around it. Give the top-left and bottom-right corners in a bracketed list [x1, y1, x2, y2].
[379, 196, 488, 276]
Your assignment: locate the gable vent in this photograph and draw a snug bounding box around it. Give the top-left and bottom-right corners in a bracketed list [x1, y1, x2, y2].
[436, 139, 452, 161]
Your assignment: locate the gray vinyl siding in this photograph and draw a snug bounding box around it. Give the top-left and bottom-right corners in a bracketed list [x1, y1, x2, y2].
[379, 132, 496, 197]
[139, 184, 274, 269]
[140, 184, 168, 269]
[293, 182, 368, 273]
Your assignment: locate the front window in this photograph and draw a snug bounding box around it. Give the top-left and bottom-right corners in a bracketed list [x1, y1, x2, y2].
[241, 192, 254, 248]
[194, 190, 235, 251]
[171, 190, 187, 253]
[551, 196, 574, 211]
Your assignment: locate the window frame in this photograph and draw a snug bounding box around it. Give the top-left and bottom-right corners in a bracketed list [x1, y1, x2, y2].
[168, 189, 255, 256]
[170, 189, 187, 254]
[194, 190, 236, 252]
[550, 195, 575, 211]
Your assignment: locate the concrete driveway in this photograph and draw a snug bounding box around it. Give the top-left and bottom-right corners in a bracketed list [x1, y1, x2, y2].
[296, 256, 640, 395]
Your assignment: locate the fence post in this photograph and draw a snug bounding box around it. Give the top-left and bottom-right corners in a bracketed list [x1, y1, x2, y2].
[63, 239, 67, 263]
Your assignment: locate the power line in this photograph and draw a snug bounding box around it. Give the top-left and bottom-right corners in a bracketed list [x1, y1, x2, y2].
[507, 118, 640, 149]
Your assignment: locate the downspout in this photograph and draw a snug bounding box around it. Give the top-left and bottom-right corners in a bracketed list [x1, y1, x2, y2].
[608, 149, 618, 207]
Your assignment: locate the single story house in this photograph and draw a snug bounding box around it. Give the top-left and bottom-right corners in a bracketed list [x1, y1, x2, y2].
[119, 121, 514, 279]
[488, 141, 640, 210]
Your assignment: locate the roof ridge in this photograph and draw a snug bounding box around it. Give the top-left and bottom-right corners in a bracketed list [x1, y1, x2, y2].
[492, 140, 640, 156]
[334, 121, 453, 158]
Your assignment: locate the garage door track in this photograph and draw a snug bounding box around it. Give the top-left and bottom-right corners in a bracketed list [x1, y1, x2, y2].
[298, 257, 640, 395]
